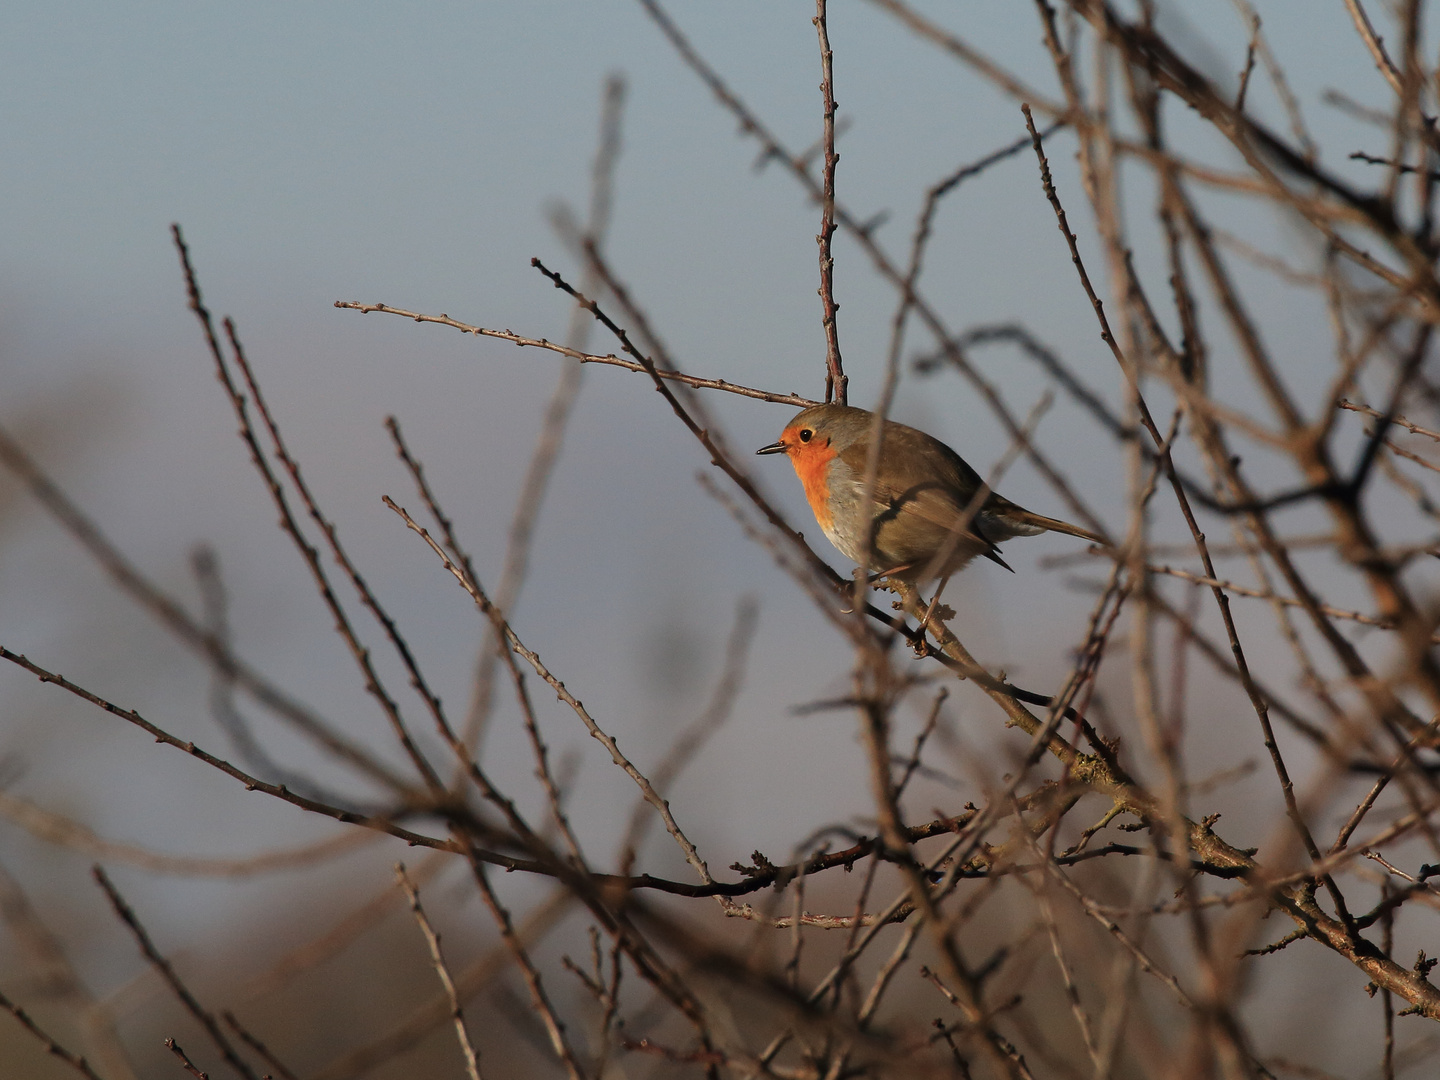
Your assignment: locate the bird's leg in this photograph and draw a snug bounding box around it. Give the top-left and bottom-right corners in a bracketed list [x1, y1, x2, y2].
[867, 562, 915, 586]
[916, 575, 953, 642]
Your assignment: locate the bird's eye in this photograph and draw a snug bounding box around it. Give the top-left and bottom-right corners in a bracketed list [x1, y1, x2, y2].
[798, 428, 813, 443]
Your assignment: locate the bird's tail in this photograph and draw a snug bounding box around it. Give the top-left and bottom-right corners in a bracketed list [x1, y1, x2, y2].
[1006, 508, 1106, 545]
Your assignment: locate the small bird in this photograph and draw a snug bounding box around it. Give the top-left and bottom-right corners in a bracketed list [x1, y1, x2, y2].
[757, 404, 1102, 586]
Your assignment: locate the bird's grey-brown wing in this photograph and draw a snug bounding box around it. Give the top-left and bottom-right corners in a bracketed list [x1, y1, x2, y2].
[836, 424, 1016, 569]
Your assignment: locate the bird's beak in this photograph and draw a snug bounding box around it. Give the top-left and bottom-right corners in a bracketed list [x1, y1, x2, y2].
[755, 440, 788, 456]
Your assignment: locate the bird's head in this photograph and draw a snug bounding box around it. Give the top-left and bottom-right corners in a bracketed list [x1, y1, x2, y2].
[755, 404, 870, 464]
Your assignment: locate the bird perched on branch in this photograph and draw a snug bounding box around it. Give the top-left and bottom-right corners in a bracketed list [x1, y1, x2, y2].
[757, 404, 1102, 586]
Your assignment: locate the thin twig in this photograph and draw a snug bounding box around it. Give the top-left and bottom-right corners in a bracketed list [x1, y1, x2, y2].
[1147, 563, 1426, 637]
[335, 301, 816, 406]
[395, 864, 484, 1080]
[0, 988, 108, 1080]
[221, 1014, 300, 1080]
[93, 867, 260, 1080]
[813, 0, 845, 403]
[165, 1039, 209, 1080]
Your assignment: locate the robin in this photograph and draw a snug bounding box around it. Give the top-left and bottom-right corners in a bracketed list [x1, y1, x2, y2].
[756, 404, 1102, 586]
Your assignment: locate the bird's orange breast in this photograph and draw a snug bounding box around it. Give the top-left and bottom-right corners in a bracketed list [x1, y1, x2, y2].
[790, 443, 837, 533]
